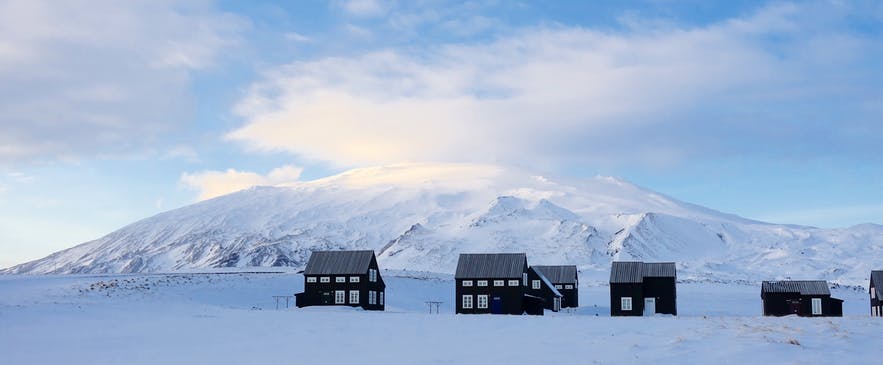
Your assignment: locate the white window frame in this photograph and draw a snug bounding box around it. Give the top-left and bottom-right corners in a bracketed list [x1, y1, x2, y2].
[336, 276, 346, 283]
[477, 295, 488, 309]
[531, 280, 541, 290]
[380, 292, 384, 305]
[811, 298, 822, 315]
[369, 291, 376, 305]
[493, 280, 504, 287]
[872, 287, 876, 299]
[462, 295, 473, 309]
[555, 285, 563, 289]
[335, 290, 345, 304]
[508, 280, 519, 287]
[350, 276, 360, 283]
[320, 276, 330, 283]
[523, 273, 528, 286]
[350, 290, 360, 304]
[621, 297, 633, 311]
[369, 269, 377, 282]
[565, 284, 573, 289]
[306, 277, 316, 283]
[477, 280, 488, 287]
[462, 280, 473, 287]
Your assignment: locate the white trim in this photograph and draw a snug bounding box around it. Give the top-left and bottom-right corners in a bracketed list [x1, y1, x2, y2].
[493, 280, 504, 287]
[306, 277, 316, 283]
[349, 290, 360, 304]
[462, 295, 473, 309]
[531, 280, 541, 290]
[621, 297, 633, 311]
[335, 276, 346, 283]
[477, 295, 488, 309]
[369, 291, 376, 305]
[565, 284, 573, 289]
[522, 273, 528, 286]
[380, 292, 384, 305]
[335, 290, 345, 304]
[350, 276, 360, 283]
[462, 280, 473, 287]
[508, 280, 519, 287]
[555, 285, 563, 289]
[320, 277, 330, 283]
[811, 298, 822, 315]
[872, 287, 876, 299]
[369, 269, 377, 282]
[477, 280, 488, 287]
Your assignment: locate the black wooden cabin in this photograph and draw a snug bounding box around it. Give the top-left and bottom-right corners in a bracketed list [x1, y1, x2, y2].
[761, 281, 842, 317]
[295, 250, 385, 311]
[609, 261, 677, 316]
[532, 265, 578, 308]
[455, 253, 545, 315]
[527, 266, 562, 312]
[870, 271, 882, 317]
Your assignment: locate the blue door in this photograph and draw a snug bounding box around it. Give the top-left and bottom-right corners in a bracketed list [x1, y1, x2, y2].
[491, 296, 503, 314]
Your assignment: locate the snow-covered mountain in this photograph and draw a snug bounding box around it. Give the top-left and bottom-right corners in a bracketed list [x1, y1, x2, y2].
[3, 163, 881, 286]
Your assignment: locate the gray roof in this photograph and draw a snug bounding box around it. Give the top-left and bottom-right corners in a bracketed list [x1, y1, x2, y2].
[455, 253, 527, 279]
[532, 265, 577, 284]
[610, 261, 677, 283]
[532, 267, 563, 297]
[303, 250, 376, 275]
[761, 281, 831, 296]
[872, 271, 883, 298]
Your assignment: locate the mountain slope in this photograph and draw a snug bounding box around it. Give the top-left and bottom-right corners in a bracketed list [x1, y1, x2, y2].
[3, 163, 881, 286]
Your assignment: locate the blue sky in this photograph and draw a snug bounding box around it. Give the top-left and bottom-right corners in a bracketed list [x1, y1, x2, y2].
[1, 0, 882, 268]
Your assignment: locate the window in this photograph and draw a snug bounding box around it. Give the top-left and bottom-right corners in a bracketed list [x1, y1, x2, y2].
[508, 280, 519, 287]
[306, 277, 316, 283]
[380, 292, 384, 305]
[335, 290, 345, 304]
[350, 276, 360, 283]
[565, 285, 573, 289]
[336, 276, 346, 283]
[477, 280, 488, 287]
[493, 280, 504, 287]
[531, 280, 541, 289]
[621, 297, 633, 311]
[477, 295, 488, 309]
[811, 298, 822, 315]
[462, 280, 473, 287]
[523, 273, 528, 286]
[872, 287, 876, 299]
[320, 277, 330, 283]
[350, 290, 360, 304]
[369, 269, 377, 282]
[369, 291, 376, 305]
[555, 285, 563, 289]
[462, 295, 473, 309]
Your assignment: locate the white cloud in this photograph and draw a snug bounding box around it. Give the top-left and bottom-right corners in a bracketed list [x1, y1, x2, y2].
[228, 3, 883, 169]
[180, 165, 304, 201]
[337, 0, 386, 17]
[0, 0, 246, 165]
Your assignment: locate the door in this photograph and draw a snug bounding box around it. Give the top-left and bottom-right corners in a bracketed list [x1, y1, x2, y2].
[320, 291, 332, 304]
[643, 297, 656, 316]
[787, 299, 800, 315]
[491, 296, 503, 314]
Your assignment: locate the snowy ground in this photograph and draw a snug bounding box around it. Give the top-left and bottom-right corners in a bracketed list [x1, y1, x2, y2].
[0, 271, 879, 364]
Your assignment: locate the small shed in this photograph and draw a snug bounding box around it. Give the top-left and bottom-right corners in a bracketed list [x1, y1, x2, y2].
[295, 250, 385, 311]
[761, 280, 843, 317]
[532, 265, 578, 308]
[870, 271, 882, 317]
[454, 253, 537, 315]
[609, 261, 677, 316]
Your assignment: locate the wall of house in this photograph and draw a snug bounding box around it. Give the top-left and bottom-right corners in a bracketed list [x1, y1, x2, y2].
[455, 278, 525, 315]
[643, 277, 677, 315]
[761, 292, 802, 316]
[296, 259, 385, 311]
[526, 269, 560, 312]
[610, 283, 643, 316]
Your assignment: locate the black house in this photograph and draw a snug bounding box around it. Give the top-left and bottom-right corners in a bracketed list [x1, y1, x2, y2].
[532, 265, 579, 308]
[455, 253, 541, 315]
[872, 271, 883, 317]
[527, 266, 563, 312]
[295, 250, 385, 311]
[609, 261, 677, 316]
[761, 281, 843, 317]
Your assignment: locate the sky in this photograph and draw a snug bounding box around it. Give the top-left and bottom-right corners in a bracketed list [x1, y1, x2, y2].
[1, 0, 882, 268]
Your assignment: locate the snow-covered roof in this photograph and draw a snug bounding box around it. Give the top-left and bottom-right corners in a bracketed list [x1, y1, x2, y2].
[872, 271, 883, 298]
[532, 265, 577, 284]
[303, 250, 375, 275]
[455, 253, 527, 279]
[761, 281, 830, 296]
[610, 261, 677, 283]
